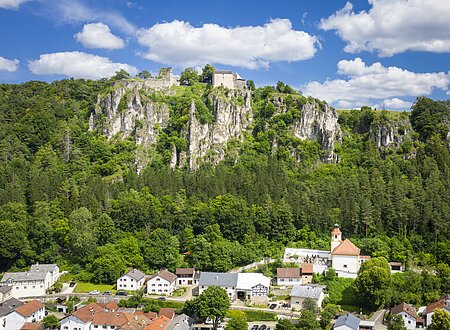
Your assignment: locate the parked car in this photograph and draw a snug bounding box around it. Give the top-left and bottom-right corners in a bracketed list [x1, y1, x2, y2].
[102, 291, 112, 295]
[116, 291, 128, 296]
[157, 297, 166, 301]
[89, 290, 100, 295]
[251, 325, 259, 330]
[258, 325, 267, 330]
[269, 303, 277, 309]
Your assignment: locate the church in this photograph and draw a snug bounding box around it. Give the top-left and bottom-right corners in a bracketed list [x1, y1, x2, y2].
[283, 224, 370, 278]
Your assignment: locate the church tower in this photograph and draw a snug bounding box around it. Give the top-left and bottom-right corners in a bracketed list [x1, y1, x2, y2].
[331, 224, 342, 252]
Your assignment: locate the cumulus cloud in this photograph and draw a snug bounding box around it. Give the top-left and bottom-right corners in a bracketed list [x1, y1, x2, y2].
[320, 0, 450, 56]
[303, 58, 450, 109]
[28, 51, 138, 79]
[382, 98, 412, 110]
[0, 56, 19, 72]
[137, 19, 319, 69]
[0, 0, 29, 9]
[75, 23, 125, 50]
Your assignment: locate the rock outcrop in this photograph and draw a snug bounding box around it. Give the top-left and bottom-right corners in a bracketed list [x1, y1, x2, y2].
[370, 116, 413, 151]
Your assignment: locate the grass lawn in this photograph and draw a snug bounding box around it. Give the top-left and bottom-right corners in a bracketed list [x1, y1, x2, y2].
[172, 287, 187, 297]
[73, 282, 116, 293]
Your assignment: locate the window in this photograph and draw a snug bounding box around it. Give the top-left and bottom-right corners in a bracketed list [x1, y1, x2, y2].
[33, 286, 35, 288]
[343, 265, 347, 268]
[24, 286, 27, 289]
[94, 326, 98, 328]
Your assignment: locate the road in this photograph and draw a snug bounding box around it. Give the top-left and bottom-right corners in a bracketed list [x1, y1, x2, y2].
[369, 309, 387, 330]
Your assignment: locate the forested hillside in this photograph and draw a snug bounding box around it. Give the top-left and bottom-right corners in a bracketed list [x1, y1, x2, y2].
[0, 73, 449, 287]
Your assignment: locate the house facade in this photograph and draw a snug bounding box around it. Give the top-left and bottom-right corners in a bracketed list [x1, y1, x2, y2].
[0, 298, 24, 328]
[290, 285, 326, 310]
[5, 300, 45, 330]
[1, 263, 60, 298]
[424, 295, 450, 327]
[117, 269, 146, 291]
[175, 268, 198, 286]
[276, 268, 302, 286]
[0, 286, 12, 302]
[147, 270, 177, 295]
[212, 71, 246, 89]
[390, 302, 421, 329]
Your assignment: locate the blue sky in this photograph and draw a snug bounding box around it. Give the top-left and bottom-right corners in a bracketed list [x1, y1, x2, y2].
[0, 0, 449, 109]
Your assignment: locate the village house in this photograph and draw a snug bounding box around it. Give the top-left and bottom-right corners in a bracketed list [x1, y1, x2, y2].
[290, 284, 326, 310]
[146, 270, 177, 295]
[59, 302, 156, 330]
[175, 268, 199, 286]
[198, 272, 271, 303]
[0, 285, 12, 302]
[390, 302, 424, 329]
[0, 298, 24, 328]
[117, 269, 146, 291]
[276, 263, 314, 286]
[334, 314, 360, 330]
[424, 294, 450, 327]
[212, 70, 246, 89]
[0, 263, 60, 298]
[4, 299, 45, 330]
[20, 322, 44, 330]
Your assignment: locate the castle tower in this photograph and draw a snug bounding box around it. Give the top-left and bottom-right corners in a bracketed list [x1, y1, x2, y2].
[331, 224, 342, 252]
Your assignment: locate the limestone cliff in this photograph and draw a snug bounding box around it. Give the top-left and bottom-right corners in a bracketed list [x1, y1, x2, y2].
[91, 81, 343, 170]
[370, 117, 414, 150]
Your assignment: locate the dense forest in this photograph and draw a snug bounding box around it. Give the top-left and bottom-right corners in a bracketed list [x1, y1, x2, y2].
[0, 72, 449, 290]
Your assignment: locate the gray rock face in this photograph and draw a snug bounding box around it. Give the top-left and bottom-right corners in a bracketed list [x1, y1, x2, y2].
[291, 102, 342, 163]
[92, 81, 342, 170]
[370, 118, 413, 150]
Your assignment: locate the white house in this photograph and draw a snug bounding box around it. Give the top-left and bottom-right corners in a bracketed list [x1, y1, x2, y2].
[390, 302, 422, 329]
[334, 314, 361, 330]
[5, 300, 45, 330]
[0, 298, 24, 328]
[198, 272, 271, 303]
[290, 285, 326, 310]
[117, 269, 146, 291]
[276, 268, 302, 286]
[424, 295, 450, 327]
[1, 271, 52, 298]
[147, 270, 177, 295]
[0, 286, 12, 303]
[212, 71, 246, 89]
[175, 268, 198, 286]
[29, 263, 60, 286]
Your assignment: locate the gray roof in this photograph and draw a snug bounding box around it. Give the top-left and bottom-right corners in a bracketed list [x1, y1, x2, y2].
[290, 285, 325, 299]
[0, 285, 12, 294]
[167, 314, 194, 330]
[198, 272, 238, 287]
[0, 298, 24, 317]
[334, 314, 361, 330]
[124, 269, 145, 281]
[29, 263, 58, 273]
[1, 271, 48, 283]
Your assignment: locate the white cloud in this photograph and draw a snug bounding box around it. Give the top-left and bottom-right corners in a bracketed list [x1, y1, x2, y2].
[137, 19, 319, 69]
[320, 0, 450, 56]
[75, 23, 125, 50]
[303, 58, 450, 109]
[46, 0, 136, 35]
[0, 0, 29, 9]
[382, 98, 412, 110]
[0, 56, 19, 72]
[28, 51, 138, 79]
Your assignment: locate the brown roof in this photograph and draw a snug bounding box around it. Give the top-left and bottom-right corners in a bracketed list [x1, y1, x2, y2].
[277, 268, 301, 278]
[122, 313, 153, 330]
[143, 315, 171, 330]
[150, 270, 177, 283]
[21, 322, 44, 330]
[391, 302, 418, 319]
[331, 225, 342, 235]
[15, 300, 45, 317]
[71, 303, 104, 323]
[135, 310, 157, 320]
[176, 268, 195, 276]
[92, 311, 128, 326]
[301, 263, 314, 274]
[425, 297, 450, 314]
[159, 308, 175, 320]
[331, 239, 360, 256]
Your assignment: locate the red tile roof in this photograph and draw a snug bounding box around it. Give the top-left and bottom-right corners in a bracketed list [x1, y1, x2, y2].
[391, 302, 418, 319]
[15, 300, 44, 317]
[301, 263, 314, 274]
[277, 268, 301, 278]
[159, 308, 175, 320]
[331, 225, 342, 235]
[20, 322, 44, 330]
[331, 239, 360, 256]
[143, 315, 171, 330]
[71, 303, 104, 323]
